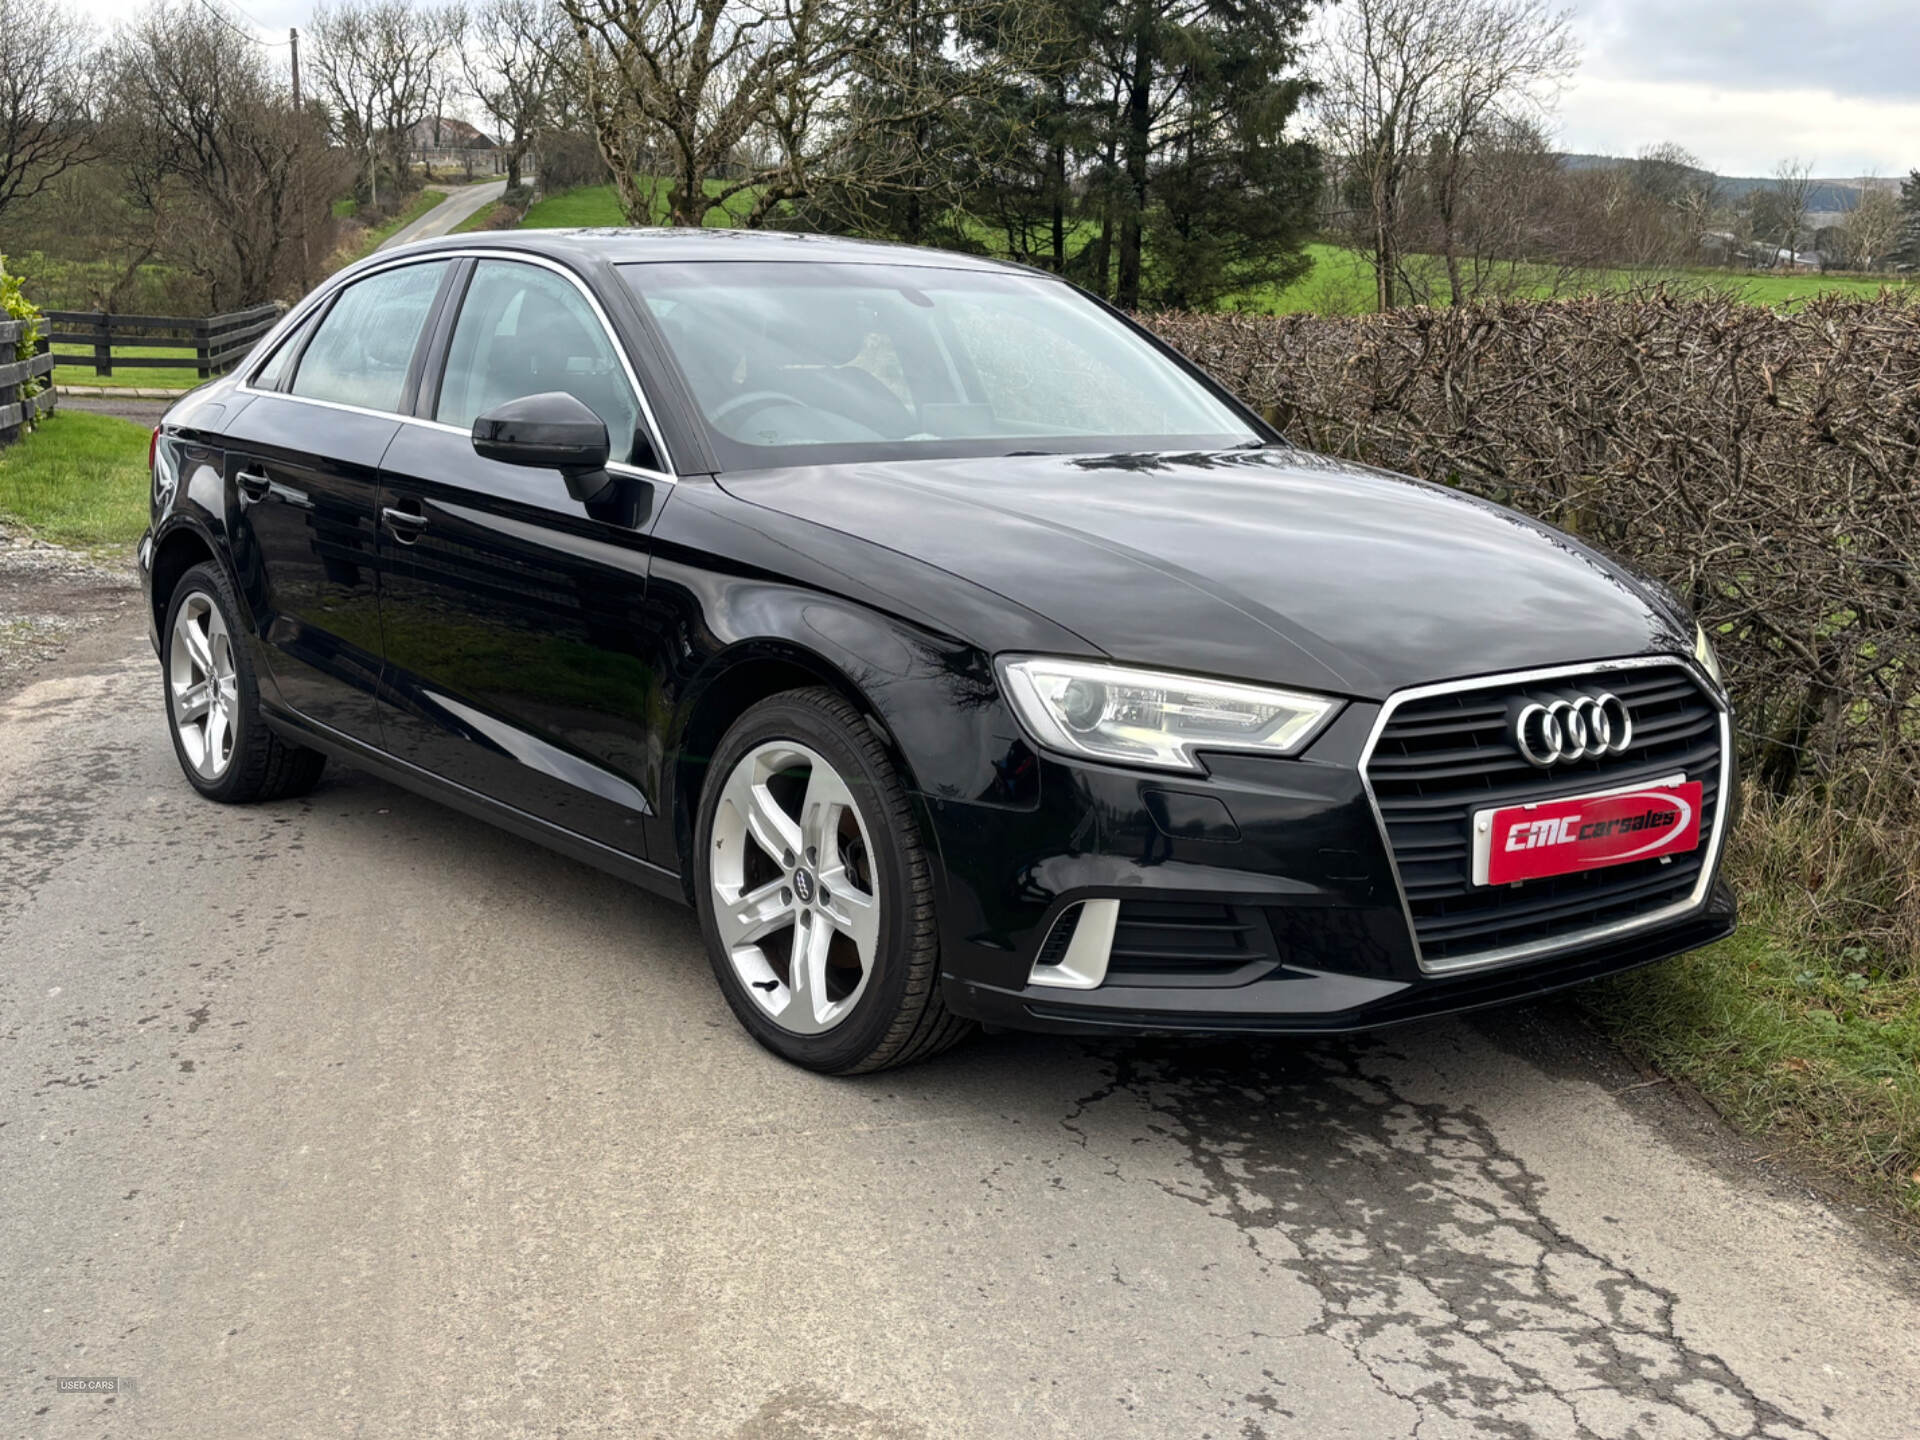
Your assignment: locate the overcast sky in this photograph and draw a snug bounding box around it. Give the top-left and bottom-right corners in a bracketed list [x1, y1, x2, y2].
[77, 0, 1920, 179]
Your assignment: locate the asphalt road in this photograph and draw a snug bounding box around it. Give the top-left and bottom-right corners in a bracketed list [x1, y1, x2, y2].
[5, 618, 1919, 1439]
[378, 179, 511, 252]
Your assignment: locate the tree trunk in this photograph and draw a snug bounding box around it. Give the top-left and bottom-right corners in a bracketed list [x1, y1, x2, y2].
[1049, 137, 1066, 273]
[1115, 33, 1152, 310]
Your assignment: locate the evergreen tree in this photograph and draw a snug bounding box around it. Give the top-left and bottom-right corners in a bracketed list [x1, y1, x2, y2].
[1897, 170, 1920, 268]
[835, 0, 1320, 310]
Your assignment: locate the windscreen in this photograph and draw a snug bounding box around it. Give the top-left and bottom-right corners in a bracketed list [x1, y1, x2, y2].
[619, 261, 1261, 471]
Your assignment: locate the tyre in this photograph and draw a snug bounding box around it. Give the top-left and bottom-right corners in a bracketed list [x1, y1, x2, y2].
[694, 687, 971, 1073]
[163, 561, 326, 803]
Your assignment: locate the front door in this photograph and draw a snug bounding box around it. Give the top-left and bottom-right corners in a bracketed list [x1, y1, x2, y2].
[374, 257, 672, 860]
[223, 259, 452, 741]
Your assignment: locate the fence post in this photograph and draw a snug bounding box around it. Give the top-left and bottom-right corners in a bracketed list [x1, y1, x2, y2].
[95, 314, 113, 378]
[196, 318, 212, 380]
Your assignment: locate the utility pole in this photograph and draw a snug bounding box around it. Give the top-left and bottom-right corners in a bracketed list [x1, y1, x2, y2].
[291, 26, 309, 293]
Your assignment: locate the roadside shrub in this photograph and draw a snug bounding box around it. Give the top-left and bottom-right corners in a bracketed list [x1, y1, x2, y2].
[0, 257, 47, 422]
[1146, 293, 1920, 966]
[535, 131, 608, 194]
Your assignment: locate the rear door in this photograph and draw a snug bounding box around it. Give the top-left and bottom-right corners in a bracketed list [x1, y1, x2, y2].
[222, 259, 454, 740]
[373, 255, 674, 859]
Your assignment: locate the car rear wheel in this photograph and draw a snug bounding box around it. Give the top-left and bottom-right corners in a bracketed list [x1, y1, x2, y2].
[163, 561, 326, 803]
[694, 687, 970, 1073]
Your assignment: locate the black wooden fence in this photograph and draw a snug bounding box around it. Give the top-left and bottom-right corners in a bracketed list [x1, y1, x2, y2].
[0, 317, 57, 445]
[45, 303, 283, 382]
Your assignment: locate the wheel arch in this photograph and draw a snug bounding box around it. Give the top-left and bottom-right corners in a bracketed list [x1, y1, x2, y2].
[149, 521, 223, 632]
[668, 639, 922, 890]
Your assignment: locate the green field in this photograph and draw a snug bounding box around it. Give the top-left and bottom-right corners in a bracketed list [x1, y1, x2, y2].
[53, 344, 209, 393]
[0, 410, 151, 549]
[512, 187, 1914, 311]
[520, 179, 764, 230]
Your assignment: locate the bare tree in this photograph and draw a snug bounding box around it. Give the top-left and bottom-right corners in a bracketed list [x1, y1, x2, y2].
[1315, 0, 1575, 311]
[1772, 155, 1815, 265]
[1631, 141, 1719, 263]
[1836, 186, 1901, 272]
[310, 0, 462, 207]
[557, 0, 1045, 229]
[1315, 0, 1454, 310]
[1420, 0, 1574, 303]
[0, 0, 96, 228]
[463, 0, 565, 189]
[104, 2, 347, 306]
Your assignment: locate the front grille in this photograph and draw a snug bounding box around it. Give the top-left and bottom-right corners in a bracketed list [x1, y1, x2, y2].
[1364, 662, 1724, 969]
[1105, 901, 1277, 985]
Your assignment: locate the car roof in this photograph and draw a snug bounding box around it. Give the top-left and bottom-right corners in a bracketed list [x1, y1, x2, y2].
[382, 227, 1037, 275]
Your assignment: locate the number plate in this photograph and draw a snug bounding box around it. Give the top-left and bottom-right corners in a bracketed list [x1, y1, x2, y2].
[1472, 775, 1704, 887]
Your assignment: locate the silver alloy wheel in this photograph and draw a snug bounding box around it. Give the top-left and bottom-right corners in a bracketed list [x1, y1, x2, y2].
[709, 740, 881, 1035]
[169, 591, 240, 780]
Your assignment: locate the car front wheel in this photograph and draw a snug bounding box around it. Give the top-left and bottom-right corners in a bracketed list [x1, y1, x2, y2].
[694, 687, 970, 1073]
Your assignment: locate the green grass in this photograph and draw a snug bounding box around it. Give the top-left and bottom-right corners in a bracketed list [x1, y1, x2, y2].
[14, 251, 184, 316]
[1587, 925, 1920, 1219]
[53, 343, 208, 392]
[451, 202, 507, 235]
[1229, 243, 1912, 314]
[520, 180, 763, 230]
[512, 193, 1909, 312]
[0, 410, 151, 549]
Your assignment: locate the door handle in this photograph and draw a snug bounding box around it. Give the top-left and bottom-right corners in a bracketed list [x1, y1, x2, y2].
[237, 470, 271, 502]
[381, 504, 429, 543]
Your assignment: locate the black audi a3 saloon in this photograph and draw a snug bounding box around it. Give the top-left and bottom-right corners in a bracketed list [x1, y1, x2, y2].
[140, 230, 1735, 1072]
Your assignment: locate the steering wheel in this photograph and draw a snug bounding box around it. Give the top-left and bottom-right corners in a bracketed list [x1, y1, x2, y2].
[710, 390, 809, 430]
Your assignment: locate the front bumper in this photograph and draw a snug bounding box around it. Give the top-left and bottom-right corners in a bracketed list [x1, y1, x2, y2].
[924, 694, 1736, 1037]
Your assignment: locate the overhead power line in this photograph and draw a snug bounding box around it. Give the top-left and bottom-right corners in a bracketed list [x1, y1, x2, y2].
[191, 0, 293, 47]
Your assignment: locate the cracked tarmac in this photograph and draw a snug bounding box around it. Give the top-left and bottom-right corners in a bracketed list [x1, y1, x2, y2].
[4, 633, 1917, 1438]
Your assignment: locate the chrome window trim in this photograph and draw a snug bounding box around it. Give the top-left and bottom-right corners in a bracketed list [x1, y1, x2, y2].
[1356, 655, 1734, 977]
[235, 247, 678, 484]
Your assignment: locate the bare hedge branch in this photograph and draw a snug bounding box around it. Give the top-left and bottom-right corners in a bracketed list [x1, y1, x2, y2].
[1147, 292, 1920, 957]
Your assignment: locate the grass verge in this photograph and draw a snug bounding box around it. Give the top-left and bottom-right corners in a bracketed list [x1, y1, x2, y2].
[1585, 792, 1920, 1225]
[329, 187, 450, 269]
[0, 410, 152, 549]
[520, 180, 763, 229]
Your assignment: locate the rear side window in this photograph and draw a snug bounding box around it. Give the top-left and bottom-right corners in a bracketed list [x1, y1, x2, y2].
[435, 260, 645, 465]
[290, 261, 449, 413]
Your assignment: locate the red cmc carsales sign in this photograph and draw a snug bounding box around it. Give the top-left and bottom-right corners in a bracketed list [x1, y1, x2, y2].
[1475, 779, 1704, 887]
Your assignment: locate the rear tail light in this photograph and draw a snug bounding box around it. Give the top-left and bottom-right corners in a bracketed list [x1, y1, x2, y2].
[148, 427, 159, 472]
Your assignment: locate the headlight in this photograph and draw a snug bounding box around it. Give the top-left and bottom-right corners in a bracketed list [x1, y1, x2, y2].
[999, 657, 1340, 772]
[1693, 623, 1725, 688]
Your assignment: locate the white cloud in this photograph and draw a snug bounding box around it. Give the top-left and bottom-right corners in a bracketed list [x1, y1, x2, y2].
[1554, 74, 1920, 177]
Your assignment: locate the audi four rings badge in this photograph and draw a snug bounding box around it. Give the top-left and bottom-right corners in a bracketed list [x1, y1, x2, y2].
[1512, 694, 1633, 767]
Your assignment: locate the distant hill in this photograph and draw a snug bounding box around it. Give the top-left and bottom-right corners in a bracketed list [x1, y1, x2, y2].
[1557, 153, 1863, 212]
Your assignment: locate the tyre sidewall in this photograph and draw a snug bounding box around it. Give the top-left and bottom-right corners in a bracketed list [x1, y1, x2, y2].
[694, 694, 925, 1073]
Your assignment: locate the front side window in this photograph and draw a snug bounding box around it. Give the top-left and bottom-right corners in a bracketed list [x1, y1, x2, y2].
[620, 261, 1259, 471]
[290, 261, 449, 413]
[436, 260, 646, 466]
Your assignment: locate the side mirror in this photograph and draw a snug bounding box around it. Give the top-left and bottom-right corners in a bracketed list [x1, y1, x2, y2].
[472, 392, 613, 503]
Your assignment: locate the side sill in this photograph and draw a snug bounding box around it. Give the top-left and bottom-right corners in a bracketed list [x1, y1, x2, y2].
[263, 706, 689, 907]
